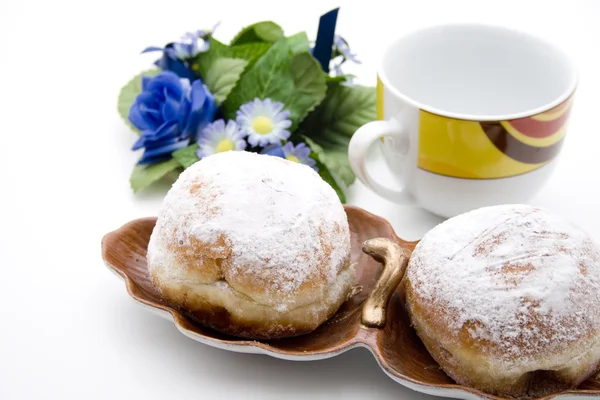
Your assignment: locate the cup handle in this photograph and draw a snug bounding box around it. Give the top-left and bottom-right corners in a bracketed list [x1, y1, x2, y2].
[349, 119, 413, 204]
[361, 238, 411, 328]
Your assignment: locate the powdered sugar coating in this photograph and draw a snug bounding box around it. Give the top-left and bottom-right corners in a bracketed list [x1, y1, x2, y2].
[407, 204, 600, 367]
[147, 151, 351, 310]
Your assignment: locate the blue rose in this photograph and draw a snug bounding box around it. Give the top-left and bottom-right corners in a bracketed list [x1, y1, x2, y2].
[129, 71, 216, 164]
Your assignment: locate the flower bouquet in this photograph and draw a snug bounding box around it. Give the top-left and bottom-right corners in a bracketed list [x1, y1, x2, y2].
[117, 8, 375, 202]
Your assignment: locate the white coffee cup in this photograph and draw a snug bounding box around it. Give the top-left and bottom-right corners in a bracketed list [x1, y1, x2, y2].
[349, 23, 577, 218]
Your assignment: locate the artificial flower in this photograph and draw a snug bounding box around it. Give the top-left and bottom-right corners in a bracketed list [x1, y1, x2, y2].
[196, 119, 247, 158]
[236, 98, 292, 147]
[259, 143, 285, 157]
[260, 142, 318, 171]
[141, 23, 218, 80]
[333, 35, 360, 64]
[129, 71, 216, 164]
[172, 32, 209, 59]
[329, 35, 360, 84]
[171, 21, 220, 59]
[309, 34, 359, 82]
[196, 21, 221, 40]
[143, 23, 219, 60]
[141, 44, 196, 81]
[282, 142, 317, 169]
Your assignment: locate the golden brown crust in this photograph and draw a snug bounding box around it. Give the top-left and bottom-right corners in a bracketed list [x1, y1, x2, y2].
[151, 222, 353, 311]
[151, 259, 355, 339]
[406, 275, 600, 398]
[166, 227, 230, 284]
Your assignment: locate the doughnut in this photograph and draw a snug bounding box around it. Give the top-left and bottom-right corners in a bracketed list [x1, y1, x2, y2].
[147, 151, 354, 339]
[405, 204, 600, 397]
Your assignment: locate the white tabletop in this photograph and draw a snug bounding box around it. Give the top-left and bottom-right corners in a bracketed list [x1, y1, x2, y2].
[1, 0, 599, 399]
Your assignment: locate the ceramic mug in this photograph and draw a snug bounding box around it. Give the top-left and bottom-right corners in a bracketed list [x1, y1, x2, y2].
[348, 23, 577, 218]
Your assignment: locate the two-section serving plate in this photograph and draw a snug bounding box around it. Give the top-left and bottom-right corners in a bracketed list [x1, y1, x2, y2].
[101, 205, 600, 400]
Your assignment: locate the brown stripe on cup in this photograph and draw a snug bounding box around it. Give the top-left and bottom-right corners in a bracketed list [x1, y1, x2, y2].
[480, 122, 566, 164]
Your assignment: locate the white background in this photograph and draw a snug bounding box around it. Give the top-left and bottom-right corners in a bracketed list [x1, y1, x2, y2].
[1, 0, 599, 399]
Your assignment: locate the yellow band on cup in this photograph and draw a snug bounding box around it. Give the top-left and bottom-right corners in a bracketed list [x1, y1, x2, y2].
[417, 96, 572, 179]
[376, 76, 384, 121]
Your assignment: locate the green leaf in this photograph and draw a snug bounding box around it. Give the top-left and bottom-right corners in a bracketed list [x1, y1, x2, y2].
[304, 137, 354, 188]
[172, 144, 200, 168]
[229, 42, 271, 69]
[325, 75, 348, 84]
[117, 69, 160, 134]
[129, 158, 181, 193]
[299, 84, 377, 186]
[313, 155, 347, 203]
[223, 38, 326, 130]
[204, 57, 248, 104]
[286, 32, 310, 54]
[291, 53, 327, 98]
[191, 38, 228, 78]
[231, 21, 284, 45]
[192, 38, 270, 79]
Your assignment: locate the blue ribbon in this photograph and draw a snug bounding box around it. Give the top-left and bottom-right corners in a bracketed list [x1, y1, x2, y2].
[312, 8, 339, 73]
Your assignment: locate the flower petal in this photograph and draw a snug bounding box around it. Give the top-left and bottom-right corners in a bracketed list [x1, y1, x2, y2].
[142, 139, 189, 160]
[139, 111, 161, 131]
[131, 134, 147, 151]
[141, 75, 155, 91]
[141, 46, 164, 54]
[275, 109, 291, 122]
[282, 141, 294, 156]
[161, 95, 180, 122]
[237, 102, 254, 117]
[144, 120, 179, 141]
[189, 81, 208, 112]
[146, 72, 184, 101]
[196, 145, 215, 159]
[296, 143, 311, 159]
[185, 84, 216, 139]
[154, 47, 197, 80]
[129, 104, 151, 131]
[136, 90, 163, 107]
[149, 136, 177, 146]
[271, 101, 285, 114]
[145, 71, 181, 91]
[276, 119, 292, 130]
[137, 153, 174, 165]
[235, 139, 247, 151]
[194, 95, 217, 138]
[247, 135, 260, 147]
[177, 101, 191, 133]
[261, 144, 285, 158]
[197, 40, 210, 53]
[275, 129, 291, 141]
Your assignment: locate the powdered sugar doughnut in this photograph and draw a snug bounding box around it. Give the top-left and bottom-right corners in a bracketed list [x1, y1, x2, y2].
[147, 151, 354, 339]
[405, 204, 600, 398]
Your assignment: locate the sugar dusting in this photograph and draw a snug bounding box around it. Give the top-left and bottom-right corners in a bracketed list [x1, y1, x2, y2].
[408, 204, 600, 363]
[148, 151, 350, 306]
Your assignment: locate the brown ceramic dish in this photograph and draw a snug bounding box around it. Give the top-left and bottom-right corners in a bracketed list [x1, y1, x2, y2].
[101, 205, 600, 400]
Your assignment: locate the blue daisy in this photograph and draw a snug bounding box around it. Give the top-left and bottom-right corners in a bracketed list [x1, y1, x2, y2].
[283, 142, 317, 170]
[196, 119, 247, 158]
[261, 142, 318, 171]
[236, 98, 292, 147]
